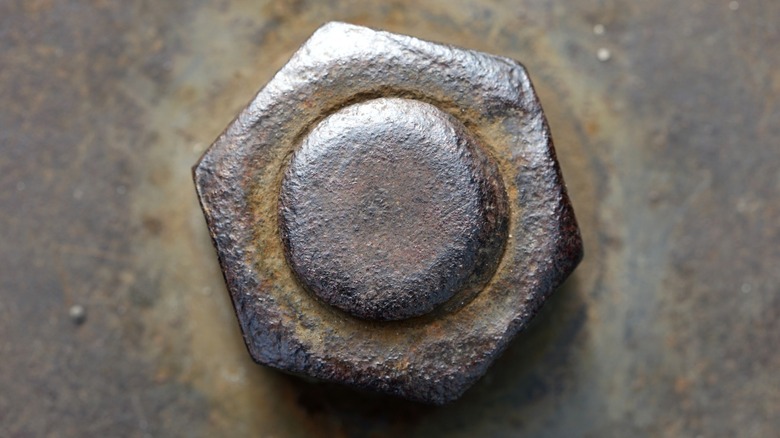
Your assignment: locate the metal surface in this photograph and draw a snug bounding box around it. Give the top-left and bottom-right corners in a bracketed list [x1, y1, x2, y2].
[1, 0, 778, 436]
[194, 24, 580, 403]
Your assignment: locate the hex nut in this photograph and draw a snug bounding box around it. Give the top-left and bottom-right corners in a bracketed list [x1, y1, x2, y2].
[194, 22, 582, 404]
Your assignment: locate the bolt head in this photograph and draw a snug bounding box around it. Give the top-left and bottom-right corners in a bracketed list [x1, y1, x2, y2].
[194, 22, 582, 404]
[279, 98, 508, 321]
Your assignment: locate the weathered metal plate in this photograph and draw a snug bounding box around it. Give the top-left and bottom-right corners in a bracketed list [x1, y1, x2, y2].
[1, 0, 778, 436]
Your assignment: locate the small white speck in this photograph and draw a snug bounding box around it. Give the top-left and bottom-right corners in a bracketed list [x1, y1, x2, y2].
[740, 283, 752, 294]
[69, 304, 87, 324]
[597, 48, 611, 62]
[116, 185, 127, 195]
[508, 234, 513, 238]
[73, 188, 84, 200]
[16, 181, 25, 191]
[729, 1, 739, 11]
[593, 24, 605, 35]
[220, 367, 245, 384]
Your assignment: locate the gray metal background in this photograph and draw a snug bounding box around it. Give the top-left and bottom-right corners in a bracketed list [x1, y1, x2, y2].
[1, 0, 777, 436]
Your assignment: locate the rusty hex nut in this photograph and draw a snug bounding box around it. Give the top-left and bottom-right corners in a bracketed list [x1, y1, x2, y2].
[194, 22, 582, 404]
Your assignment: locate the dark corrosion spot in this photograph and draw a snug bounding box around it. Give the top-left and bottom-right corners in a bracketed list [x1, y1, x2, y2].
[279, 98, 508, 321]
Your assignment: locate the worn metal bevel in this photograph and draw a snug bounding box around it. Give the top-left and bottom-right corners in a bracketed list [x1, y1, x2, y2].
[194, 22, 582, 404]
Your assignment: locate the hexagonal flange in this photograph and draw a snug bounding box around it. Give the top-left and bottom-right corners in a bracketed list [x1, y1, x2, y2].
[193, 22, 582, 404]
